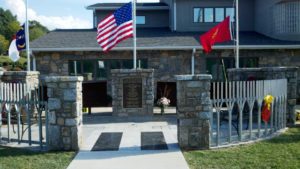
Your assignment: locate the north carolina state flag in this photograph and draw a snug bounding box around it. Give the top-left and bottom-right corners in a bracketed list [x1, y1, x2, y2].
[200, 16, 232, 53]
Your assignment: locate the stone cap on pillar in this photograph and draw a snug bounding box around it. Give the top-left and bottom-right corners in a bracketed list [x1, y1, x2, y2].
[111, 69, 154, 74]
[45, 76, 84, 83]
[228, 67, 299, 73]
[2, 71, 40, 76]
[175, 74, 212, 81]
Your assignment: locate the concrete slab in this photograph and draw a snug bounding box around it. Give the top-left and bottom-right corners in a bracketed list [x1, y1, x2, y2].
[67, 116, 189, 169]
[68, 150, 189, 169]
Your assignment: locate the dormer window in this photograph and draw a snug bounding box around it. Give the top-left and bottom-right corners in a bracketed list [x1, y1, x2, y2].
[136, 16, 146, 25]
[204, 8, 214, 22]
[215, 8, 225, 22]
[225, 8, 235, 22]
[194, 7, 235, 23]
[194, 8, 204, 22]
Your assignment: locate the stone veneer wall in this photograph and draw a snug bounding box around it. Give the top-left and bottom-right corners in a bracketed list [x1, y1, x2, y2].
[227, 67, 298, 124]
[33, 49, 300, 101]
[45, 76, 83, 151]
[175, 74, 212, 150]
[111, 69, 154, 117]
[34, 51, 195, 98]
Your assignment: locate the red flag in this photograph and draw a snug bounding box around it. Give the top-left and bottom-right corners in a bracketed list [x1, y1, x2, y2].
[200, 16, 232, 53]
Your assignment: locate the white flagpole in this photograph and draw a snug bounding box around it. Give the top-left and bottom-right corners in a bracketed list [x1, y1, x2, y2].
[25, 0, 31, 71]
[235, 0, 239, 68]
[132, 0, 137, 69]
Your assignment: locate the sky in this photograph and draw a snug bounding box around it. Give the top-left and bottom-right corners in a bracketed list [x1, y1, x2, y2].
[0, 0, 159, 30]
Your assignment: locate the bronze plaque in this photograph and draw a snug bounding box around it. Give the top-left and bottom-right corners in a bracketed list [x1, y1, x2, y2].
[123, 78, 142, 108]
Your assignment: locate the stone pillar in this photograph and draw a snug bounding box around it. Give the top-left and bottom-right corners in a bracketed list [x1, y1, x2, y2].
[175, 74, 212, 150]
[111, 69, 154, 117]
[227, 67, 298, 125]
[45, 76, 83, 151]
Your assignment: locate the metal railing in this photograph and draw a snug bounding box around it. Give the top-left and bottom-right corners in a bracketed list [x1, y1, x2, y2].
[210, 79, 287, 148]
[0, 82, 48, 149]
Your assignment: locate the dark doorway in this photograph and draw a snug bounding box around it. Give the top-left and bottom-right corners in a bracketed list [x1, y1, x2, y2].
[82, 82, 111, 114]
[156, 82, 177, 107]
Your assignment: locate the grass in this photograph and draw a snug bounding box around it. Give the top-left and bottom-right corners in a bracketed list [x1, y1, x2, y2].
[0, 146, 76, 169]
[184, 127, 300, 169]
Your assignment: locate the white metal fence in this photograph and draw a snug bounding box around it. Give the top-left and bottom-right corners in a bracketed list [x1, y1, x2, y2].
[210, 79, 287, 148]
[0, 82, 48, 149]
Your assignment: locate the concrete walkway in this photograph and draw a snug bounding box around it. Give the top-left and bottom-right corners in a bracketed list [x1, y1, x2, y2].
[67, 115, 189, 169]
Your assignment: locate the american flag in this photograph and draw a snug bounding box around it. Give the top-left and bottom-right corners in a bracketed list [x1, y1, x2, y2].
[97, 2, 133, 52]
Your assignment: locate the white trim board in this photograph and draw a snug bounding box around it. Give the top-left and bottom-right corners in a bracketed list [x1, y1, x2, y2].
[31, 45, 300, 52]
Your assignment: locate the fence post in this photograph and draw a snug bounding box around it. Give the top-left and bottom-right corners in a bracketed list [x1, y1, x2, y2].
[0, 71, 3, 143]
[175, 74, 212, 150]
[45, 76, 83, 151]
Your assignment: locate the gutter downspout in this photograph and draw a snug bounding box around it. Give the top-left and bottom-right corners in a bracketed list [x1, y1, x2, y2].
[93, 10, 97, 28]
[191, 48, 196, 75]
[174, 0, 177, 31]
[32, 52, 36, 71]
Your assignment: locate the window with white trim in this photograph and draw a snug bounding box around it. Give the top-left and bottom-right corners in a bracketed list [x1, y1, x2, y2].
[194, 7, 235, 23]
[136, 16, 146, 25]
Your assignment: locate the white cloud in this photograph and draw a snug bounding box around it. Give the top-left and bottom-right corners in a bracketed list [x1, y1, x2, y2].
[4, 0, 92, 30]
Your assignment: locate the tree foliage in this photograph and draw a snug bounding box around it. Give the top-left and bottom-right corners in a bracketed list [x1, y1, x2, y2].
[0, 8, 19, 40]
[29, 20, 49, 41]
[0, 7, 49, 55]
[0, 34, 9, 54]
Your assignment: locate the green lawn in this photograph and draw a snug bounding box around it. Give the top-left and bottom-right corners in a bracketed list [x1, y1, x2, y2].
[184, 127, 300, 169]
[0, 146, 76, 169]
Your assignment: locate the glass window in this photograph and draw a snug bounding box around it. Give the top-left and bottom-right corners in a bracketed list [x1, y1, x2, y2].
[122, 60, 133, 69]
[110, 60, 121, 69]
[68, 60, 82, 75]
[136, 16, 146, 24]
[140, 59, 148, 68]
[96, 61, 107, 80]
[215, 8, 225, 22]
[82, 60, 94, 73]
[194, 8, 203, 22]
[204, 8, 214, 22]
[69, 61, 75, 75]
[226, 8, 235, 22]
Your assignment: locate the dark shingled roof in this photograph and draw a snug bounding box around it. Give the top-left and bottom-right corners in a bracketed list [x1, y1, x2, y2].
[30, 28, 300, 51]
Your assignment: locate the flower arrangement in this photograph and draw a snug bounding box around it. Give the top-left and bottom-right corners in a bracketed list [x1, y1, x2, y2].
[157, 97, 170, 115]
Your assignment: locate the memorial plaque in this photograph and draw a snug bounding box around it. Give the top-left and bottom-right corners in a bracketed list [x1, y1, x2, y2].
[123, 78, 142, 108]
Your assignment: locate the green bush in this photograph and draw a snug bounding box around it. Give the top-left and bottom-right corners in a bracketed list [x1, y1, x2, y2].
[0, 55, 27, 70]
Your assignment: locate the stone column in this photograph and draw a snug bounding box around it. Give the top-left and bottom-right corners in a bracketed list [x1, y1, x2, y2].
[45, 76, 83, 151]
[111, 69, 154, 117]
[175, 74, 212, 150]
